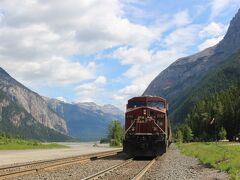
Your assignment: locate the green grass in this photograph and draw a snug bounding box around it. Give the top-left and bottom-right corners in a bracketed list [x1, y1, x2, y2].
[0, 136, 68, 150]
[177, 142, 240, 180]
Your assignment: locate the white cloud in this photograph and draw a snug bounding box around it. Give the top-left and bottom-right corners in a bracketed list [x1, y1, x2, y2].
[197, 21, 228, 50]
[111, 21, 219, 109]
[173, 10, 191, 27]
[199, 22, 228, 38]
[0, 0, 158, 86]
[210, 0, 231, 19]
[198, 35, 224, 51]
[75, 76, 107, 102]
[0, 56, 96, 85]
[124, 65, 141, 78]
[112, 48, 186, 110]
[210, 0, 240, 20]
[56, 97, 67, 102]
[164, 25, 201, 50]
[113, 47, 152, 65]
[113, 84, 146, 110]
[0, 0, 235, 110]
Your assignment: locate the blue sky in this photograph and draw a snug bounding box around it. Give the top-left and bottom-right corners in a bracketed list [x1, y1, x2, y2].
[0, 0, 239, 109]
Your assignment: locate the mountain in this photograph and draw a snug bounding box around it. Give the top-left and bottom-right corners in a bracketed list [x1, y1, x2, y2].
[0, 67, 68, 135]
[45, 99, 124, 141]
[0, 67, 124, 141]
[143, 9, 240, 125]
[0, 89, 72, 141]
[173, 50, 240, 124]
[174, 51, 240, 141]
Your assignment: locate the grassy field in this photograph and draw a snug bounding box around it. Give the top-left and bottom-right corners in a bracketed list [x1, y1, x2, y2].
[0, 136, 68, 150]
[177, 142, 240, 180]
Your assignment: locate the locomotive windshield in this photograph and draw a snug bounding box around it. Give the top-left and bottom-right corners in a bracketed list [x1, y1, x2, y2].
[147, 101, 165, 109]
[127, 101, 165, 109]
[127, 101, 146, 108]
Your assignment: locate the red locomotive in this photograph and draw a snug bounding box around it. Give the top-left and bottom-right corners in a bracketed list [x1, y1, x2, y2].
[123, 96, 172, 157]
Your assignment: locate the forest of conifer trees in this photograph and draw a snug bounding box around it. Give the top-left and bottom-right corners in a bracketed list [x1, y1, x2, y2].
[176, 87, 240, 142]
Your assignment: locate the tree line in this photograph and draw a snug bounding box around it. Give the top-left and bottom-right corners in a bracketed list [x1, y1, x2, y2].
[175, 86, 240, 142]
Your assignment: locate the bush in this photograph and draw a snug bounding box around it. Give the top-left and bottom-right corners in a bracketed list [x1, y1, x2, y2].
[218, 127, 227, 140]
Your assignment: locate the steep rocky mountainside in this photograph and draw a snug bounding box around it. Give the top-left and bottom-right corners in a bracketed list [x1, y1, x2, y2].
[45, 99, 124, 141]
[172, 50, 240, 124]
[0, 90, 72, 141]
[143, 9, 240, 124]
[0, 68, 68, 134]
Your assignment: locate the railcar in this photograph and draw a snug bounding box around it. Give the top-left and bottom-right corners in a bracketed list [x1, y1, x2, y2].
[123, 96, 172, 157]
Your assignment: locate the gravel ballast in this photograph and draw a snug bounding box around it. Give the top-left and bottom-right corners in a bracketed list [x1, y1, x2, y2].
[10, 155, 126, 180]
[101, 159, 150, 180]
[143, 144, 229, 180]
[9, 144, 230, 180]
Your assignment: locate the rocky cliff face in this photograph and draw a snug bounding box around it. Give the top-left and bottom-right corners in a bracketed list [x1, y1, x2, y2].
[0, 90, 72, 141]
[45, 98, 124, 141]
[143, 9, 240, 110]
[0, 68, 68, 134]
[216, 9, 240, 56]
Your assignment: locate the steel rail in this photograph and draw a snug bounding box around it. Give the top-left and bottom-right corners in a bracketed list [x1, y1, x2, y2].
[132, 158, 156, 180]
[81, 158, 133, 180]
[82, 158, 156, 180]
[0, 149, 122, 180]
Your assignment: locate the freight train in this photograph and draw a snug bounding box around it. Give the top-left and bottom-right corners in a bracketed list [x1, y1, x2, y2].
[123, 96, 172, 157]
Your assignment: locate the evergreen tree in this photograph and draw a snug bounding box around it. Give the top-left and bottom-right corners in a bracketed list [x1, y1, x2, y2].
[218, 127, 227, 140]
[174, 129, 183, 143]
[185, 86, 240, 141]
[175, 124, 193, 143]
[182, 125, 193, 142]
[108, 120, 123, 147]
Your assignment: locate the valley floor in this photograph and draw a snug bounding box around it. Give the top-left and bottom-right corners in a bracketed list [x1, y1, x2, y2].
[0, 142, 120, 167]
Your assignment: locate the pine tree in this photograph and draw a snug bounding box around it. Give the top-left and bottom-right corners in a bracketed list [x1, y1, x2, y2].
[218, 127, 227, 140]
[185, 86, 240, 141]
[174, 129, 183, 143]
[108, 120, 123, 147]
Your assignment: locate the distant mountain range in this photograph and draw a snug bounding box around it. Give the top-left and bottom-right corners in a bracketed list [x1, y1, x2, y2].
[0, 68, 124, 141]
[144, 9, 240, 125]
[45, 99, 124, 141]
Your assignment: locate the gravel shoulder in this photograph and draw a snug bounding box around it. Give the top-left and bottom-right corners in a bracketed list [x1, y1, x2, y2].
[143, 144, 229, 180]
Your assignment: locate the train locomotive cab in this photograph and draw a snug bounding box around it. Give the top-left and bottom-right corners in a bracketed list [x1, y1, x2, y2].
[123, 96, 171, 157]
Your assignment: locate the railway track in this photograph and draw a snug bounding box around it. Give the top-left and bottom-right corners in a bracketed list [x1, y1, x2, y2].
[82, 157, 156, 180]
[0, 149, 122, 180]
